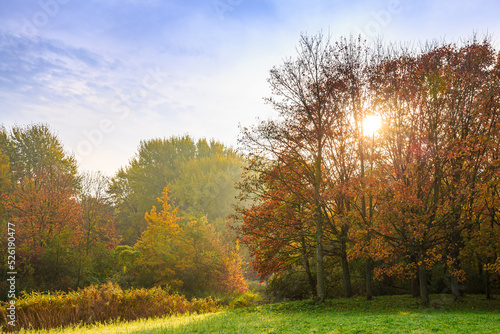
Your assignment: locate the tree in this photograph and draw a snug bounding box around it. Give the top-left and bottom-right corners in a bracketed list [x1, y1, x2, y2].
[133, 188, 186, 288]
[436, 40, 500, 300]
[237, 160, 317, 297]
[77, 171, 120, 286]
[108, 136, 196, 245]
[1, 124, 84, 291]
[170, 140, 243, 233]
[0, 147, 11, 218]
[240, 33, 363, 301]
[0, 147, 12, 298]
[239, 34, 500, 305]
[181, 216, 247, 295]
[5, 124, 77, 180]
[5, 166, 85, 290]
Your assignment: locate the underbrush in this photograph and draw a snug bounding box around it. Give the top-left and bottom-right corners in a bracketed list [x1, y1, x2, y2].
[0, 282, 218, 332]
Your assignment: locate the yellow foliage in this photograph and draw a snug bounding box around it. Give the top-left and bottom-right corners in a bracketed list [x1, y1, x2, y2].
[134, 187, 187, 289]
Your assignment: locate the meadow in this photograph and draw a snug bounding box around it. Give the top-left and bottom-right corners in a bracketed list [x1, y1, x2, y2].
[13, 294, 500, 334]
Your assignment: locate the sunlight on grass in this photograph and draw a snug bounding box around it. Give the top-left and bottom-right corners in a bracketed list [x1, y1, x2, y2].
[17, 312, 221, 334]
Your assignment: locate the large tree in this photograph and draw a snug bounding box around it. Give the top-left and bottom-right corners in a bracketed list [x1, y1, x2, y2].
[239, 34, 364, 301]
[0, 124, 83, 290]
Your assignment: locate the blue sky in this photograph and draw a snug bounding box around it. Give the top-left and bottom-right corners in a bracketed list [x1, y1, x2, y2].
[1, 0, 499, 175]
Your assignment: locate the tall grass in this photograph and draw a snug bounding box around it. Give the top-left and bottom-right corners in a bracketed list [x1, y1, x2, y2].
[0, 282, 218, 332]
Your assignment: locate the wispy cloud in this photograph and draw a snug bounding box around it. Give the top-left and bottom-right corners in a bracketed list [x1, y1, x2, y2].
[1, 0, 500, 175]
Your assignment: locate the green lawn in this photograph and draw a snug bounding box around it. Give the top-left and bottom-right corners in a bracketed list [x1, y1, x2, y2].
[19, 295, 500, 334]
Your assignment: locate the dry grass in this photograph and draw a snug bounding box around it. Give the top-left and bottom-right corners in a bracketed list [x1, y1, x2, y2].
[0, 282, 218, 332]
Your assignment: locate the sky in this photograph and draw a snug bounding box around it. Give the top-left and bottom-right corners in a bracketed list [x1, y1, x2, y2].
[1, 0, 499, 176]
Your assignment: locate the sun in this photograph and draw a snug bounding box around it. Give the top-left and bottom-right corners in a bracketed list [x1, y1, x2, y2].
[362, 115, 382, 136]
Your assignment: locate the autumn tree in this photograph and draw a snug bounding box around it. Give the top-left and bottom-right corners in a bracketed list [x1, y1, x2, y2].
[5, 166, 85, 290]
[181, 216, 247, 295]
[133, 188, 186, 288]
[0, 124, 84, 291]
[237, 159, 317, 297]
[239, 34, 371, 301]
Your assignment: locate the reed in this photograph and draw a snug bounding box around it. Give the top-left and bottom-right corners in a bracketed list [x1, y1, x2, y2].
[0, 282, 219, 332]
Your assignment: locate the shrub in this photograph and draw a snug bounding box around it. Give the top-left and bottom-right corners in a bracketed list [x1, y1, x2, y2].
[229, 291, 263, 309]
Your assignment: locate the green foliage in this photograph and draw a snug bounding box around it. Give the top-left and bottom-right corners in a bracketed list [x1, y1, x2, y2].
[170, 150, 242, 229]
[2, 123, 77, 180]
[228, 291, 263, 309]
[108, 136, 196, 245]
[0, 282, 219, 332]
[108, 136, 242, 245]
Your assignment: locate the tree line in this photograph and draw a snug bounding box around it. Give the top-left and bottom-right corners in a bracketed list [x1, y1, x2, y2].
[235, 34, 500, 305]
[0, 125, 246, 298]
[1, 33, 499, 306]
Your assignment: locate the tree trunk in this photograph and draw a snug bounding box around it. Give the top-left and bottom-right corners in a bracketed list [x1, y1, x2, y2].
[450, 257, 463, 301]
[316, 222, 325, 301]
[484, 269, 491, 300]
[303, 250, 317, 298]
[366, 257, 373, 300]
[418, 251, 429, 306]
[450, 275, 462, 301]
[340, 240, 353, 298]
[411, 275, 420, 298]
[314, 148, 325, 302]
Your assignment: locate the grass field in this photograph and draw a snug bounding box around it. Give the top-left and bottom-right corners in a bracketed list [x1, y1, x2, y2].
[17, 294, 500, 334]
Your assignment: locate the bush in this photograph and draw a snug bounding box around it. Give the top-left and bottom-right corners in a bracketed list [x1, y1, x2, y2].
[266, 272, 313, 301]
[229, 291, 263, 308]
[0, 282, 218, 332]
